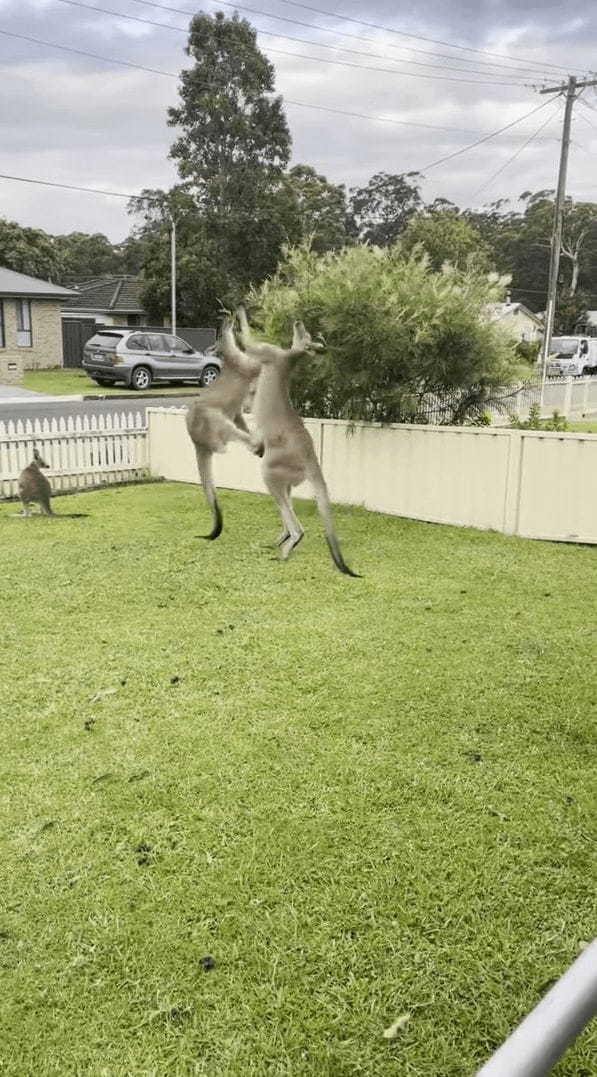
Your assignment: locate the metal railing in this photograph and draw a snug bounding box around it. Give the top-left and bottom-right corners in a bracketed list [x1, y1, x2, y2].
[475, 939, 597, 1076]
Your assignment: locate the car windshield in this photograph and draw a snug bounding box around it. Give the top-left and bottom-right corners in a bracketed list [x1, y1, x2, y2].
[87, 333, 124, 349]
[551, 338, 578, 356]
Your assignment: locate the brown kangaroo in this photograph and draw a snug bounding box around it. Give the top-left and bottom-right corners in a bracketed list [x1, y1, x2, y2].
[237, 307, 360, 578]
[186, 314, 263, 540]
[18, 448, 54, 516]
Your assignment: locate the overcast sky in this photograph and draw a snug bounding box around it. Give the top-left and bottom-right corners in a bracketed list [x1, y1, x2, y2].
[0, 0, 596, 240]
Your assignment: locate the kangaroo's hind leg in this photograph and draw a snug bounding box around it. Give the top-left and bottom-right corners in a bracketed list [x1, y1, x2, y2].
[264, 474, 303, 561]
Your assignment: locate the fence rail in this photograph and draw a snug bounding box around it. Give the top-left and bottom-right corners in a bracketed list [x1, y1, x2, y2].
[412, 376, 597, 425]
[0, 412, 148, 499]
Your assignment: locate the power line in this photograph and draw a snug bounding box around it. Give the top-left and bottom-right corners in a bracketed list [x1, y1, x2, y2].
[0, 27, 178, 78]
[128, 0, 555, 79]
[268, 44, 526, 85]
[0, 27, 541, 136]
[576, 99, 597, 133]
[0, 171, 136, 199]
[471, 102, 562, 200]
[421, 97, 557, 172]
[266, 0, 579, 75]
[51, 0, 529, 86]
[575, 114, 597, 137]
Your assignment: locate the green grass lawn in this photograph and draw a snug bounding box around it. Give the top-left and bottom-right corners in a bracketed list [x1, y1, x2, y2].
[23, 368, 204, 397]
[1, 484, 596, 1076]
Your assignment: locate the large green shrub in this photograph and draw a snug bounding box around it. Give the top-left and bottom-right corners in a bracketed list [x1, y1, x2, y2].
[249, 244, 523, 423]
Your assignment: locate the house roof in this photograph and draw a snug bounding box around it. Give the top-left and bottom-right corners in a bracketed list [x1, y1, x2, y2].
[0, 266, 76, 298]
[486, 301, 543, 327]
[62, 275, 145, 313]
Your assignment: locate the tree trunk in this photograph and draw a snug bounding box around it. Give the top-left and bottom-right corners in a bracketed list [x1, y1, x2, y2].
[569, 256, 580, 296]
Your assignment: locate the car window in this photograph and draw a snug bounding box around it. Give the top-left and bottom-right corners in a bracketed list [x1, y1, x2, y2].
[127, 333, 148, 351]
[174, 336, 194, 354]
[87, 332, 125, 350]
[161, 334, 194, 354]
[146, 334, 170, 353]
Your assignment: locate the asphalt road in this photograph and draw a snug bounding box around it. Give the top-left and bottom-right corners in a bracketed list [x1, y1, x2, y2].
[0, 392, 195, 425]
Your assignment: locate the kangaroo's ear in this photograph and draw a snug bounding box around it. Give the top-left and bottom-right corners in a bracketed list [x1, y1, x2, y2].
[33, 447, 41, 461]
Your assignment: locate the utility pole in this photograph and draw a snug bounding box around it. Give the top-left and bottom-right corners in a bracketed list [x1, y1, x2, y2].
[539, 75, 597, 404]
[170, 213, 177, 336]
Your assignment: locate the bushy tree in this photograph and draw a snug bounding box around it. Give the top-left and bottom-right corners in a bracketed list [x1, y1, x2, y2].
[348, 172, 421, 246]
[250, 244, 522, 424]
[285, 165, 348, 253]
[129, 12, 301, 323]
[465, 192, 597, 313]
[401, 207, 491, 271]
[0, 217, 61, 280]
[53, 232, 119, 283]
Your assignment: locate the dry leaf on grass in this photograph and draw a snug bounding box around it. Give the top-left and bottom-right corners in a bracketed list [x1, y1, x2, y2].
[383, 1013, 411, 1039]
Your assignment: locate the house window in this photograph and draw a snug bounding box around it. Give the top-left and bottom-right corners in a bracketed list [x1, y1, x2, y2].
[0, 301, 4, 348]
[16, 299, 32, 347]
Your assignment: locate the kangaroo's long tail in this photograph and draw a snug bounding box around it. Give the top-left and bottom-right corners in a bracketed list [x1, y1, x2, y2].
[195, 447, 223, 540]
[309, 464, 361, 578]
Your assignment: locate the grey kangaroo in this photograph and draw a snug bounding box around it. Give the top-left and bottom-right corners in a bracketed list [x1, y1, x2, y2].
[237, 307, 360, 578]
[186, 314, 263, 540]
[17, 448, 88, 519]
[18, 448, 54, 516]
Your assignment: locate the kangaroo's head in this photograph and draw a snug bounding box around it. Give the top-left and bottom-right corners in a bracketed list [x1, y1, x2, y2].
[289, 321, 325, 359]
[32, 447, 50, 469]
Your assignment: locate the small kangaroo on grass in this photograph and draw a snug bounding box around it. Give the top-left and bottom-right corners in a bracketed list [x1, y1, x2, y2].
[17, 448, 88, 519]
[18, 448, 54, 516]
[186, 313, 263, 540]
[237, 307, 360, 578]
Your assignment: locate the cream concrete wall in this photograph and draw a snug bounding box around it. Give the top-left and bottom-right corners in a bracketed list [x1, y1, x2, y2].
[147, 409, 597, 545]
[147, 407, 316, 500]
[1, 299, 64, 371]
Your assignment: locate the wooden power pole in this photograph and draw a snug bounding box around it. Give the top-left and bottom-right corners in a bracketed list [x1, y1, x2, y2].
[539, 75, 597, 402]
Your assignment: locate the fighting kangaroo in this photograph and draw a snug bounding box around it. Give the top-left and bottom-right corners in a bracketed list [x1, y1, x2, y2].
[237, 307, 360, 578]
[18, 448, 54, 516]
[186, 314, 263, 540]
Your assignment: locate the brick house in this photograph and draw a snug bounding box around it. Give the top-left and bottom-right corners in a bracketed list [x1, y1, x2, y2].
[0, 267, 76, 383]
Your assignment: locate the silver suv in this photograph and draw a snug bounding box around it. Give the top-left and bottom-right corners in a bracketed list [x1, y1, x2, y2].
[82, 330, 221, 390]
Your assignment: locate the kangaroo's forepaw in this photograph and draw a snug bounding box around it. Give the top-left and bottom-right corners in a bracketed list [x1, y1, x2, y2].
[252, 440, 265, 457]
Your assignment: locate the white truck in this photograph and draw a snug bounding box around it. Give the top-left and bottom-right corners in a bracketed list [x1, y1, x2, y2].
[546, 336, 597, 377]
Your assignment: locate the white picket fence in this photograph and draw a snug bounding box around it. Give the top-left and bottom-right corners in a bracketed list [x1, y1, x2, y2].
[0, 412, 148, 499]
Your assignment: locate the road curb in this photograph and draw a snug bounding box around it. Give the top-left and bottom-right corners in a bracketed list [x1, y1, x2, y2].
[82, 392, 199, 401]
[1, 394, 85, 404]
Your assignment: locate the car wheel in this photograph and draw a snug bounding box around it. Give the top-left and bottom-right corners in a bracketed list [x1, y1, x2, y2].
[130, 366, 152, 391]
[200, 364, 220, 387]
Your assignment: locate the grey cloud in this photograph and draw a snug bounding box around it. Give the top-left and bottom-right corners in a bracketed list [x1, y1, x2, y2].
[0, 0, 595, 239]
